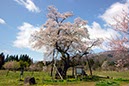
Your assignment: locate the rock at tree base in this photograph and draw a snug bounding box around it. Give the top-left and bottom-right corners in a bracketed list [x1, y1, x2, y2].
[24, 76, 36, 85]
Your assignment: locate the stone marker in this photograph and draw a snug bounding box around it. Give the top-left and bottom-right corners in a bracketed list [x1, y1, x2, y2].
[24, 76, 36, 85]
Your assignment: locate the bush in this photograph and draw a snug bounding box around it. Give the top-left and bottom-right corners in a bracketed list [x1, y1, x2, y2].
[96, 80, 120, 86]
[3, 61, 20, 71]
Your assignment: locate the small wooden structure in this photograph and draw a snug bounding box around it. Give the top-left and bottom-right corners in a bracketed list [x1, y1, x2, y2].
[75, 66, 86, 79]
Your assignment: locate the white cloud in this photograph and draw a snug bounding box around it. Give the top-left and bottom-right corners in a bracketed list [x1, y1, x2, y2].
[0, 18, 6, 24]
[99, 1, 128, 25]
[13, 22, 39, 49]
[86, 22, 120, 51]
[13, 22, 48, 61]
[87, 22, 119, 40]
[96, 1, 128, 51]
[14, 0, 40, 13]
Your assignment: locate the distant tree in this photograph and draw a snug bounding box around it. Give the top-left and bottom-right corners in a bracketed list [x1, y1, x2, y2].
[0, 52, 5, 69]
[109, 10, 129, 69]
[29, 62, 44, 71]
[30, 6, 101, 79]
[15, 55, 19, 61]
[3, 61, 20, 76]
[29, 62, 44, 76]
[19, 60, 29, 69]
[3, 61, 20, 70]
[4, 54, 32, 71]
[5, 55, 19, 62]
[19, 60, 30, 79]
[19, 54, 32, 66]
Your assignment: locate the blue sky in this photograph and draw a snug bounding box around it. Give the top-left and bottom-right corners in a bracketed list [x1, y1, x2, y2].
[0, 0, 128, 61]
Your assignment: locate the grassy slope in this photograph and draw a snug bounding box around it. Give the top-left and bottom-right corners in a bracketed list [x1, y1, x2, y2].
[0, 70, 129, 86]
[93, 71, 129, 79]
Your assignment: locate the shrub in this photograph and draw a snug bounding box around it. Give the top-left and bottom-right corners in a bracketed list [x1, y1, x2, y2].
[3, 61, 20, 71]
[3, 61, 20, 76]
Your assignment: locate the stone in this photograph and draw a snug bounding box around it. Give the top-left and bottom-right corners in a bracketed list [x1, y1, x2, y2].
[24, 76, 36, 85]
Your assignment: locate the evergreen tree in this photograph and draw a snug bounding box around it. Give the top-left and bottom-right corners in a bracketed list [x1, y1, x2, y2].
[0, 52, 5, 69]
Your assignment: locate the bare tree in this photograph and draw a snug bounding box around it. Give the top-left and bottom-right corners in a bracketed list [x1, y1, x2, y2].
[30, 6, 100, 79]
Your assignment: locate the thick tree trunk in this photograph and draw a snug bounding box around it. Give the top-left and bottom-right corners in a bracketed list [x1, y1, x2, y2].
[55, 60, 70, 79]
[62, 66, 69, 79]
[54, 50, 71, 79]
[55, 66, 69, 79]
[86, 55, 92, 76]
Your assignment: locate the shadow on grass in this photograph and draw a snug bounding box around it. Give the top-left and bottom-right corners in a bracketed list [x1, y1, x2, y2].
[42, 75, 109, 85]
[96, 80, 120, 86]
[114, 78, 129, 82]
[81, 75, 110, 82]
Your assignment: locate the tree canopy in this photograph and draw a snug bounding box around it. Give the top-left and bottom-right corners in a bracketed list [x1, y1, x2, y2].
[30, 6, 101, 79]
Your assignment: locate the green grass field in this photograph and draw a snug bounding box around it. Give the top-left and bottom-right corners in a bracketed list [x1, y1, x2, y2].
[0, 70, 129, 86]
